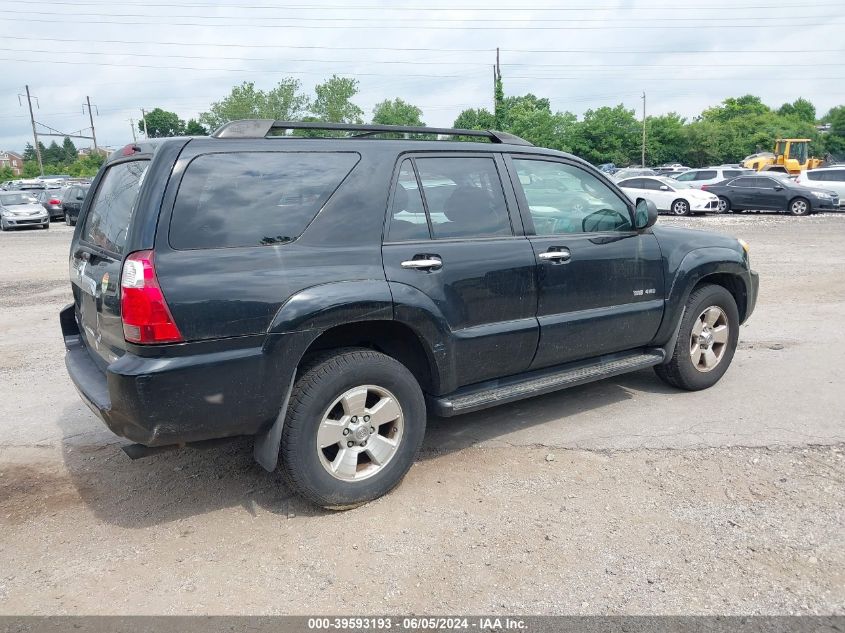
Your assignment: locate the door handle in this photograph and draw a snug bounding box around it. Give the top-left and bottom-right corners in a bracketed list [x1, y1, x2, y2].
[401, 256, 442, 270]
[538, 248, 571, 262]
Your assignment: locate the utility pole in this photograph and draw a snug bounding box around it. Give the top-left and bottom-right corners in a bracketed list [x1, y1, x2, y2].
[129, 118, 138, 142]
[641, 91, 647, 168]
[23, 85, 44, 176]
[84, 96, 98, 153]
[140, 108, 148, 139]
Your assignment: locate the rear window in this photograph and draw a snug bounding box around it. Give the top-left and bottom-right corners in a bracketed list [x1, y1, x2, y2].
[170, 152, 359, 249]
[82, 161, 149, 255]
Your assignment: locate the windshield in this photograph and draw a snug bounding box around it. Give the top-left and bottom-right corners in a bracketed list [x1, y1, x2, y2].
[660, 177, 693, 189]
[0, 193, 36, 206]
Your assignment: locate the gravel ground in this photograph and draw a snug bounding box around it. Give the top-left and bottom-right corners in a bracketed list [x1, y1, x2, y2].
[1, 213, 844, 615]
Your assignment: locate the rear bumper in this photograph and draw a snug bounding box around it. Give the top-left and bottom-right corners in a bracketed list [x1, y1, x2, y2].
[61, 304, 311, 446]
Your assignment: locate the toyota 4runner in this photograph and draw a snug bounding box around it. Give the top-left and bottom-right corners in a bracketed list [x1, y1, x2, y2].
[62, 121, 759, 508]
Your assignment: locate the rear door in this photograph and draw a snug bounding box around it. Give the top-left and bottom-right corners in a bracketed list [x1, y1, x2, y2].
[382, 153, 539, 389]
[70, 159, 150, 365]
[506, 155, 664, 368]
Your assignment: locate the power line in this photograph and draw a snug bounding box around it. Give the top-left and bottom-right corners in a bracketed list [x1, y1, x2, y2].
[2, 9, 836, 23]
[2, 15, 839, 29]
[20, 0, 845, 9]
[5, 46, 845, 68]
[0, 34, 836, 55]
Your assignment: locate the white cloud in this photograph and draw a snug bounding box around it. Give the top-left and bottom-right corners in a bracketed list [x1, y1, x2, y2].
[0, 0, 842, 151]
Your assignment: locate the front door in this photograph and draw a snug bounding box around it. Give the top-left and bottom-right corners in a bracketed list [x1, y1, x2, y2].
[506, 156, 665, 369]
[753, 176, 789, 210]
[382, 154, 539, 390]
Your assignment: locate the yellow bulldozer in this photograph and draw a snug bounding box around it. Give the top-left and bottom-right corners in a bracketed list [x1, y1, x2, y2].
[742, 138, 823, 174]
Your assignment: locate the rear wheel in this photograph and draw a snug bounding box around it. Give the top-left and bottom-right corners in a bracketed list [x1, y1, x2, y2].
[716, 196, 732, 213]
[64, 212, 73, 226]
[671, 199, 690, 216]
[655, 283, 739, 391]
[280, 349, 426, 509]
[789, 197, 811, 216]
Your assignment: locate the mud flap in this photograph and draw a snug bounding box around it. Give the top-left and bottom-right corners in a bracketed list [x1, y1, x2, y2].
[253, 373, 297, 472]
[660, 307, 685, 364]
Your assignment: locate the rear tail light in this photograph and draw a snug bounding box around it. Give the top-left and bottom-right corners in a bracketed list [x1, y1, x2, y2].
[49, 198, 61, 205]
[120, 250, 183, 344]
[700, 185, 709, 191]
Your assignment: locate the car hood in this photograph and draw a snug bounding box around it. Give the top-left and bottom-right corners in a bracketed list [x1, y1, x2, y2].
[2, 204, 44, 214]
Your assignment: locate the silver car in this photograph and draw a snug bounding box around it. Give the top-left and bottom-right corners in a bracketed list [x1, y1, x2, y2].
[673, 167, 754, 189]
[0, 191, 50, 231]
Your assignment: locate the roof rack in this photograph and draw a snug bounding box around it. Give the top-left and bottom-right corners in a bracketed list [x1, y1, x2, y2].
[210, 119, 533, 146]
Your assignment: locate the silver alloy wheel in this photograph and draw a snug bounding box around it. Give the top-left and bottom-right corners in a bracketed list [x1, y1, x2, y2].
[690, 305, 730, 372]
[717, 198, 729, 213]
[791, 199, 808, 215]
[316, 384, 404, 482]
[673, 200, 689, 215]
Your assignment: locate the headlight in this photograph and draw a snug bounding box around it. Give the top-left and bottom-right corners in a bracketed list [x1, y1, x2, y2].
[812, 190, 831, 198]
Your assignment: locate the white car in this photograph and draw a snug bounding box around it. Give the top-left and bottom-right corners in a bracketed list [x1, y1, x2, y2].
[673, 167, 754, 189]
[795, 167, 845, 208]
[617, 175, 720, 215]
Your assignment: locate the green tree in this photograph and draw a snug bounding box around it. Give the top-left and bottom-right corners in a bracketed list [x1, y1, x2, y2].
[44, 141, 64, 165]
[22, 143, 35, 161]
[184, 119, 208, 135]
[140, 108, 185, 138]
[778, 98, 816, 123]
[579, 105, 640, 165]
[646, 113, 686, 165]
[311, 75, 364, 124]
[62, 137, 78, 162]
[371, 98, 425, 127]
[701, 95, 770, 123]
[822, 105, 845, 156]
[453, 108, 495, 130]
[199, 79, 310, 130]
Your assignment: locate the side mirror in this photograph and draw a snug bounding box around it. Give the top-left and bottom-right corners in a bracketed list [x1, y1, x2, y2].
[659, 185, 670, 191]
[634, 198, 658, 230]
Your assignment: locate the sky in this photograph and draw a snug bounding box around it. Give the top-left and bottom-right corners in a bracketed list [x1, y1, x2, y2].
[0, 0, 843, 153]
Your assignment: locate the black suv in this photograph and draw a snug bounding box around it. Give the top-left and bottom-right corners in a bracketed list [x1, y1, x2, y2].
[62, 121, 759, 508]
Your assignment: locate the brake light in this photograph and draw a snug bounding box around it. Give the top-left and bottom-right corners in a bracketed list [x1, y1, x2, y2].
[120, 250, 183, 344]
[49, 198, 61, 205]
[700, 185, 709, 191]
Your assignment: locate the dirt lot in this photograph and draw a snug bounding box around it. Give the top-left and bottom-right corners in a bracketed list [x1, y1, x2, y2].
[1, 214, 844, 615]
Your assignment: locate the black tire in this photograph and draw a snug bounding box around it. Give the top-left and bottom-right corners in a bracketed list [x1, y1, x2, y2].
[654, 283, 740, 391]
[280, 348, 426, 509]
[716, 196, 732, 214]
[788, 196, 811, 216]
[671, 199, 690, 216]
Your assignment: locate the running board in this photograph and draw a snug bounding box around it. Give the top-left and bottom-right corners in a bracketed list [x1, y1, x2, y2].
[428, 349, 665, 417]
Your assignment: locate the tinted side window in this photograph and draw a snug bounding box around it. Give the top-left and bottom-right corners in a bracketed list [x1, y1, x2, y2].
[805, 171, 823, 181]
[640, 179, 664, 191]
[722, 170, 745, 178]
[754, 177, 779, 188]
[695, 170, 717, 180]
[674, 171, 696, 182]
[617, 178, 642, 188]
[82, 160, 149, 255]
[415, 157, 511, 239]
[386, 159, 429, 242]
[730, 177, 756, 188]
[829, 170, 845, 182]
[513, 159, 631, 235]
[170, 152, 359, 249]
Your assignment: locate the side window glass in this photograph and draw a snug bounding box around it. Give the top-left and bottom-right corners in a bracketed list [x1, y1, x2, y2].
[696, 170, 717, 180]
[641, 179, 662, 191]
[415, 157, 511, 239]
[386, 160, 429, 242]
[832, 171, 845, 182]
[675, 172, 695, 182]
[513, 159, 632, 235]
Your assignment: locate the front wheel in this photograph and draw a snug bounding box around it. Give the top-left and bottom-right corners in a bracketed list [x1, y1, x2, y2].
[789, 197, 811, 216]
[716, 196, 732, 214]
[671, 199, 690, 216]
[280, 349, 426, 509]
[654, 283, 740, 391]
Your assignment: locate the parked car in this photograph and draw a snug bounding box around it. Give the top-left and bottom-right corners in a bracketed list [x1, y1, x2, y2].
[673, 167, 754, 189]
[703, 175, 839, 215]
[60, 184, 89, 226]
[62, 121, 758, 509]
[653, 164, 690, 176]
[0, 191, 50, 230]
[36, 188, 65, 220]
[617, 176, 720, 215]
[795, 167, 845, 208]
[612, 167, 657, 181]
[597, 162, 617, 174]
